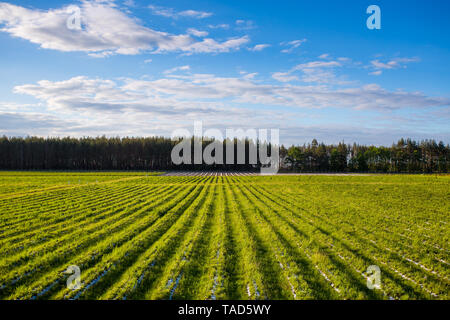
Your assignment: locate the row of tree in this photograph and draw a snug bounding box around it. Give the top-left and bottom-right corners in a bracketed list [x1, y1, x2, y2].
[0, 136, 268, 171]
[282, 138, 449, 173]
[0, 136, 448, 172]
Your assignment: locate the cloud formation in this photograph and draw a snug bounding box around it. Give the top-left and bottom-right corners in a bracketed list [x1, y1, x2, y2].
[272, 72, 299, 83]
[187, 28, 208, 37]
[271, 59, 345, 84]
[249, 44, 270, 51]
[208, 23, 229, 29]
[281, 39, 307, 53]
[369, 57, 419, 75]
[235, 19, 256, 30]
[163, 65, 191, 74]
[148, 5, 212, 19]
[14, 74, 449, 114]
[0, 1, 248, 56]
[4, 69, 449, 144]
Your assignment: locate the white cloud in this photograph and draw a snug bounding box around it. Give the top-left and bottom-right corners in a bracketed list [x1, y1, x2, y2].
[163, 65, 191, 74]
[123, 0, 136, 8]
[208, 23, 229, 29]
[271, 60, 344, 84]
[280, 39, 307, 53]
[301, 69, 337, 83]
[369, 70, 382, 76]
[242, 72, 258, 80]
[249, 44, 270, 51]
[187, 28, 208, 37]
[0, 1, 245, 56]
[88, 51, 116, 58]
[176, 36, 249, 55]
[0, 111, 76, 134]
[8, 75, 273, 138]
[147, 5, 175, 18]
[291, 61, 342, 83]
[318, 53, 330, 59]
[293, 61, 342, 70]
[14, 74, 449, 114]
[272, 72, 299, 83]
[148, 5, 212, 19]
[235, 19, 256, 30]
[178, 10, 212, 19]
[7, 74, 449, 143]
[370, 57, 419, 70]
[371, 60, 397, 69]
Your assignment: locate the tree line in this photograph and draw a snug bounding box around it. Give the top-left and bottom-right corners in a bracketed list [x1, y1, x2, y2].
[282, 138, 449, 173]
[0, 136, 448, 173]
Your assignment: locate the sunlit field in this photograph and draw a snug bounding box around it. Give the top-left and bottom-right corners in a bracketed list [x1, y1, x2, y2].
[0, 172, 448, 300]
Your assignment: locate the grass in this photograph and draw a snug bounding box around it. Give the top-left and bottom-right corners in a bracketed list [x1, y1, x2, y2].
[0, 172, 448, 300]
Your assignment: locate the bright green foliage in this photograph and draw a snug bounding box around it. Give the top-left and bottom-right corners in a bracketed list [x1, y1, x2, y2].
[0, 172, 449, 300]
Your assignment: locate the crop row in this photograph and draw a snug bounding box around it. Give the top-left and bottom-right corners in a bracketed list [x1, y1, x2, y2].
[0, 174, 448, 299]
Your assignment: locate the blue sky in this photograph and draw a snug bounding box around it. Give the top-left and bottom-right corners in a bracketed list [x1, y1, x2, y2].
[0, 0, 449, 145]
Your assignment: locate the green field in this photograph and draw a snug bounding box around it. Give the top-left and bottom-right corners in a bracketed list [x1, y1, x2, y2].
[0, 172, 448, 300]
